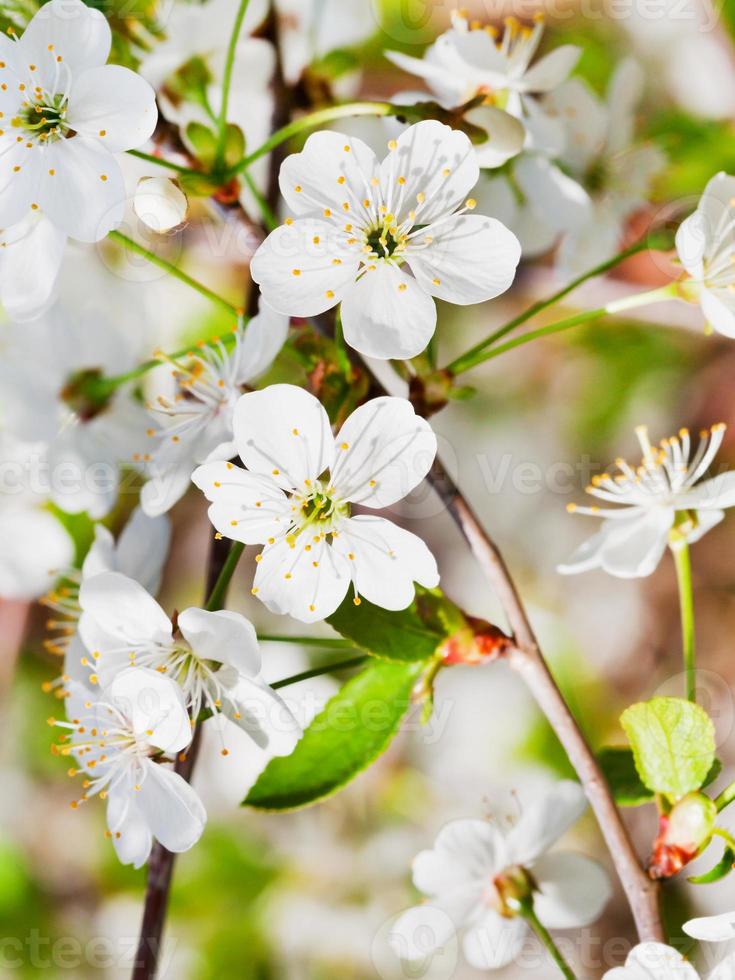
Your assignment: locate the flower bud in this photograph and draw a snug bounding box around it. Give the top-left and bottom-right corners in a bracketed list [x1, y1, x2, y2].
[648, 792, 717, 879]
[134, 177, 188, 233]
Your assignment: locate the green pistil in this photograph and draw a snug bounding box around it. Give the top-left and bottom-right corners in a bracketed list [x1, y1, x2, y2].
[15, 92, 69, 141]
[365, 224, 403, 258]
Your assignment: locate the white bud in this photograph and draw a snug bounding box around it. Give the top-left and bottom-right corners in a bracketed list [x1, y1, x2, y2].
[134, 177, 188, 234]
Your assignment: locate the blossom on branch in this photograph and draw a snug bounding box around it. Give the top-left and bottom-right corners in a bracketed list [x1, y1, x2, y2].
[54, 666, 206, 868]
[603, 943, 735, 979]
[251, 121, 521, 359]
[559, 424, 735, 578]
[193, 384, 439, 622]
[390, 781, 610, 971]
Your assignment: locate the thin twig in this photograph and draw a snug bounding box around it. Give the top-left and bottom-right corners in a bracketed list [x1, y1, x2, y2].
[426, 460, 664, 942]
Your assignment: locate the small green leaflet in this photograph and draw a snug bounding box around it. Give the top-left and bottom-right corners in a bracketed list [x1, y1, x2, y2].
[326, 587, 466, 662]
[620, 697, 716, 803]
[243, 660, 426, 811]
[688, 846, 735, 885]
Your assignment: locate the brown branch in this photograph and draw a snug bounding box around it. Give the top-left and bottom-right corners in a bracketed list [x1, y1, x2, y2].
[427, 460, 664, 942]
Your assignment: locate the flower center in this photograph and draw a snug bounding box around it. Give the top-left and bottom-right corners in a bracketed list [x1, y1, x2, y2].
[15, 91, 71, 143]
[365, 222, 406, 259]
[290, 479, 350, 541]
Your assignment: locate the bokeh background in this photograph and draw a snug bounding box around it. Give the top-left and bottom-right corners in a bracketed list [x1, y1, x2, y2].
[3, 0, 735, 976]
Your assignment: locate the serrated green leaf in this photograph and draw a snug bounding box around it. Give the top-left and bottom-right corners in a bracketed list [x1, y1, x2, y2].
[326, 587, 462, 662]
[243, 660, 424, 810]
[620, 697, 716, 802]
[597, 747, 654, 807]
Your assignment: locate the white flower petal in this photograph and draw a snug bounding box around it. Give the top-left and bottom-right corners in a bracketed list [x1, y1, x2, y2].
[233, 384, 334, 489]
[250, 218, 360, 318]
[136, 761, 206, 853]
[253, 534, 351, 623]
[390, 890, 480, 962]
[178, 607, 261, 677]
[603, 942, 700, 979]
[675, 211, 708, 279]
[114, 507, 171, 594]
[108, 667, 192, 753]
[543, 78, 607, 174]
[518, 45, 581, 93]
[684, 911, 735, 943]
[224, 675, 302, 755]
[18, 0, 111, 87]
[38, 139, 125, 242]
[340, 263, 437, 360]
[67, 64, 157, 152]
[0, 505, 73, 600]
[133, 177, 188, 233]
[606, 59, 645, 155]
[711, 954, 735, 980]
[79, 571, 173, 648]
[413, 819, 508, 896]
[462, 910, 528, 970]
[506, 780, 587, 865]
[0, 214, 66, 321]
[409, 213, 520, 305]
[334, 515, 439, 610]
[380, 120, 479, 225]
[514, 155, 592, 234]
[680, 473, 735, 510]
[235, 300, 290, 384]
[0, 141, 43, 227]
[331, 396, 437, 507]
[278, 129, 380, 216]
[191, 461, 292, 544]
[701, 288, 735, 338]
[464, 105, 526, 169]
[106, 787, 153, 869]
[141, 458, 198, 518]
[532, 851, 611, 928]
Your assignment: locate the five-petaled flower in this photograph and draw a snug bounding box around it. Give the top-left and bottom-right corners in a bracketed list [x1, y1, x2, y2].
[53, 666, 206, 868]
[251, 121, 521, 359]
[602, 942, 735, 979]
[559, 424, 735, 578]
[676, 171, 735, 338]
[192, 384, 439, 622]
[0, 0, 157, 242]
[139, 303, 289, 517]
[78, 570, 302, 756]
[390, 781, 610, 971]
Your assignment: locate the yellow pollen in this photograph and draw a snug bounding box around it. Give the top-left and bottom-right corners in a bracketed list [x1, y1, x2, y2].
[398, 283, 407, 292]
[294, 184, 302, 192]
[100, 174, 107, 181]
[353, 596, 362, 605]
[313, 235, 320, 244]
[332, 258, 342, 265]
[340, 442, 349, 450]
[337, 176, 345, 184]
[99, 129, 106, 136]
[292, 268, 301, 276]
[416, 192, 425, 203]
[465, 198, 477, 209]
[324, 208, 332, 217]
[325, 290, 334, 298]
[388, 140, 397, 150]
[398, 176, 406, 185]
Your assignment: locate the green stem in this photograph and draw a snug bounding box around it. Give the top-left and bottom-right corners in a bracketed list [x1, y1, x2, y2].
[449, 284, 677, 370]
[444, 244, 674, 375]
[214, 0, 252, 167]
[205, 542, 245, 611]
[242, 169, 278, 231]
[716, 783, 735, 812]
[229, 101, 393, 176]
[271, 655, 368, 690]
[109, 231, 240, 317]
[713, 827, 735, 851]
[672, 540, 697, 702]
[523, 904, 577, 980]
[126, 148, 201, 178]
[259, 634, 355, 648]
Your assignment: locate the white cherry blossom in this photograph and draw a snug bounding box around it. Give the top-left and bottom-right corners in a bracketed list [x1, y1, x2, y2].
[78, 571, 302, 756]
[192, 384, 439, 623]
[559, 424, 735, 579]
[133, 176, 188, 234]
[390, 781, 610, 971]
[685, 911, 735, 943]
[544, 60, 665, 274]
[675, 172, 735, 338]
[251, 121, 521, 359]
[0, 0, 157, 242]
[54, 666, 206, 868]
[139, 303, 289, 517]
[603, 943, 735, 979]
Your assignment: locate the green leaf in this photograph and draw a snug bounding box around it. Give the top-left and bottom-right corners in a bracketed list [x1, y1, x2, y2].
[688, 846, 735, 885]
[326, 587, 465, 662]
[244, 660, 425, 810]
[597, 747, 654, 807]
[222, 123, 245, 169]
[620, 697, 716, 802]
